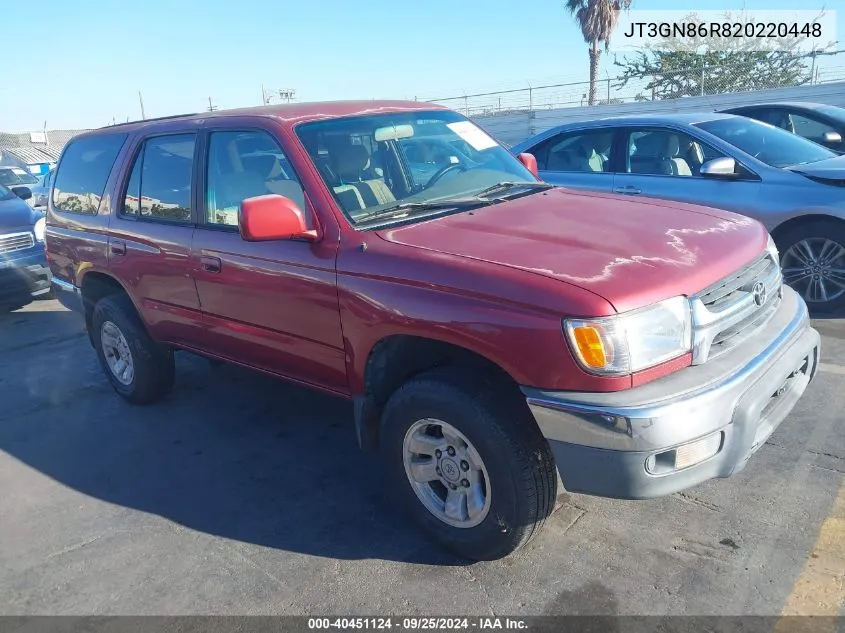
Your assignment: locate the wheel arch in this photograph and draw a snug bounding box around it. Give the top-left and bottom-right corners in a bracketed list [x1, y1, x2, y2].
[354, 333, 527, 452]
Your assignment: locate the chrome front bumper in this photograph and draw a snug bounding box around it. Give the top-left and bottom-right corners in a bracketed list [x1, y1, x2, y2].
[522, 286, 820, 499]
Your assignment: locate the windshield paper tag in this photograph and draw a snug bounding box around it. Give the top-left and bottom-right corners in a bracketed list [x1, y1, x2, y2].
[446, 121, 498, 151]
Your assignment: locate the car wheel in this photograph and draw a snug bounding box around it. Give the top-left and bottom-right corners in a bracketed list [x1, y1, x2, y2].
[777, 219, 845, 314]
[91, 294, 175, 404]
[380, 368, 557, 561]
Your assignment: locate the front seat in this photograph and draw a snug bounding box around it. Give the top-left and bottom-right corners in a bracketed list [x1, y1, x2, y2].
[329, 142, 396, 210]
[661, 134, 692, 176]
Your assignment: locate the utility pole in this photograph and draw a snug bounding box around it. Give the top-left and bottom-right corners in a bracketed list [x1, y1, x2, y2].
[207, 97, 218, 112]
[138, 91, 146, 120]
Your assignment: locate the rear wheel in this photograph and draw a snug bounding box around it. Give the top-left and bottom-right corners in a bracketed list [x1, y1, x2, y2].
[91, 294, 174, 404]
[777, 219, 845, 314]
[380, 368, 557, 561]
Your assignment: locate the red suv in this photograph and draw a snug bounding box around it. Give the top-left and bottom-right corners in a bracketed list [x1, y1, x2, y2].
[45, 101, 821, 560]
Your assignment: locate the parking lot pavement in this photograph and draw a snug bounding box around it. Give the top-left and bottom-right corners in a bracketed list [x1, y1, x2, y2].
[1, 299, 845, 616]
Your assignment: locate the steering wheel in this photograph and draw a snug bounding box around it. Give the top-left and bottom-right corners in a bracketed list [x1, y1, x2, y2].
[426, 163, 466, 187]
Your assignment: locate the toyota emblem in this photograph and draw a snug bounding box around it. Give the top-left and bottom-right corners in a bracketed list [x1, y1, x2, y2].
[752, 281, 767, 307]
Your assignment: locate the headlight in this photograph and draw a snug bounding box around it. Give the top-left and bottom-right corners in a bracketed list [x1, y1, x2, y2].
[564, 296, 692, 376]
[766, 233, 779, 265]
[34, 217, 46, 241]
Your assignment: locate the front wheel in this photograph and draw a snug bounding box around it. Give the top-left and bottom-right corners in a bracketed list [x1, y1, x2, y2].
[777, 219, 845, 314]
[380, 369, 557, 561]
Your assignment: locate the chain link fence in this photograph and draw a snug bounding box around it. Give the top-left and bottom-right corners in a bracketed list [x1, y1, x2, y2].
[423, 50, 845, 117]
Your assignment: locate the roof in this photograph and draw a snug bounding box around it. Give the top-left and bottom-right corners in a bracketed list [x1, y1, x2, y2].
[1, 146, 59, 164]
[0, 128, 89, 165]
[78, 100, 447, 138]
[721, 101, 831, 111]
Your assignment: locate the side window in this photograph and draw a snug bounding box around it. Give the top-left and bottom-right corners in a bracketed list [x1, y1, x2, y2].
[533, 130, 614, 173]
[52, 134, 127, 214]
[625, 128, 726, 177]
[121, 134, 195, 222]
[206, 130, 305, 227]
[788, 112, 838, 144]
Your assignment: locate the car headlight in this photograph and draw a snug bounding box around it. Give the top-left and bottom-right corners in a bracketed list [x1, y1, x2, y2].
[564, 296, 692, 376]
[34, 217, 46, 241]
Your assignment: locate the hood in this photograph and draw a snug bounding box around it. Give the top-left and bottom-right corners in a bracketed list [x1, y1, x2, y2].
[0, 194, 41, 230]
[787, 154, 845, 185]
[377, 187, 768, 313]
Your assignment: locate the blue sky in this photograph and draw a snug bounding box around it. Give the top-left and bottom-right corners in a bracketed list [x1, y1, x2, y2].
[2, 0, 841, 131]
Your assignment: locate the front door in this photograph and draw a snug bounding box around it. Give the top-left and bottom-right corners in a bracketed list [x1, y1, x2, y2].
[189, 127, 347, 394]
[611, 126, 762, 217]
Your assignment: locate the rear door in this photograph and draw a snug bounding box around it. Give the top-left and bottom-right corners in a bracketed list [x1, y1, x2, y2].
[106, 133, 203, 345]
[611, 126, 762, 215]
[528, 127, 619, 193]
[189, 125, 347, 393]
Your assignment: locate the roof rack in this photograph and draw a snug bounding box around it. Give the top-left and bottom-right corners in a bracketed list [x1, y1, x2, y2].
[101, 113, 201, 129]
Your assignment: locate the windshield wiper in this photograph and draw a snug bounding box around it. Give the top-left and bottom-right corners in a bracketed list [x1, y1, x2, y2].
[473, 181, 554, 199]
[358, 197, 491, 223]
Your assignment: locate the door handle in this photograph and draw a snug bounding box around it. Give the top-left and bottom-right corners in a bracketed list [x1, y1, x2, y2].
[110, 241, 126, 256]
[613, 186, 642, 195]
[200, 256, 222, 273]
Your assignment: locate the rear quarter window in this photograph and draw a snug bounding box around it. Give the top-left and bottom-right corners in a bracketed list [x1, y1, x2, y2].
[52, 134, 128, 214]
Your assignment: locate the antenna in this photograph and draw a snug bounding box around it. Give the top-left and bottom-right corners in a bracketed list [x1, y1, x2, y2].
[207, 97, 218, 112]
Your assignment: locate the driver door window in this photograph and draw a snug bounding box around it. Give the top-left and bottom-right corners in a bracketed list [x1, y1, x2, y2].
[787, 112, 839, 146]
[206, 130, 306, 228]
[625, 128, 726, 177]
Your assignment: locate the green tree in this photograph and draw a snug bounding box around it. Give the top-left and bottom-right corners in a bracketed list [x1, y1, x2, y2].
[613, 11, 819, 101]
[565, 0, 633, 106]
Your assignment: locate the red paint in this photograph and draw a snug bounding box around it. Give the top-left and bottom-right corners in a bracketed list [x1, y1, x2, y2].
[45, 100, 768, 397]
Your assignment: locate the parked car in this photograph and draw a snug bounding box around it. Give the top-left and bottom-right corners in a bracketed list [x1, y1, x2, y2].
[0, 182, 51, 309]
[719, 102, 845, 152]
[0, 166, 42, 209]
[28, 168, 55, 209]
[511, 112, 845, 313]
[46, 102, 819, 561]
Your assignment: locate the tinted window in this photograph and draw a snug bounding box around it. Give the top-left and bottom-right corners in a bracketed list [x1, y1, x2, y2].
[121, 134, 195, 222]
[789, 113, 838, 143]
[532, 129, 614, 173]
[53, 134, 127, 214]
[696, 117, 837, 168]
[625, 128, 726, 177]
[206, 130, 305, 227]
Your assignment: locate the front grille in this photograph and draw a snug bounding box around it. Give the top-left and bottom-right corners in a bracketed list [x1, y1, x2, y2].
[0, 231, 35, 255]
[690, 254, 783, 364]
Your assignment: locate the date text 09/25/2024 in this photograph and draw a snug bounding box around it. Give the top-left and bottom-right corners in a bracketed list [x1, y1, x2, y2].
[307, 618, 528, 630]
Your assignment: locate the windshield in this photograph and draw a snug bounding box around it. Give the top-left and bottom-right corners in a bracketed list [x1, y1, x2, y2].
[295, 110, 538, 226]
[695, 117, 837, 168]
[0, 167, 39, 186]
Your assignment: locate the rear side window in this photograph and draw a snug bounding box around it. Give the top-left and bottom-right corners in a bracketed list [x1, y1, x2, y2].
[52, 134, 127, 214]
[121, 134, 196, 223]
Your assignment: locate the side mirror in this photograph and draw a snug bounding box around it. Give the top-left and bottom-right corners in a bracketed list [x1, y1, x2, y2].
[517, 152, 539, 179]
[823, 131, 842, 145]
[239, 194, 318, 242]
[699, 157, 738, 178]
[11, 186, 32, 200]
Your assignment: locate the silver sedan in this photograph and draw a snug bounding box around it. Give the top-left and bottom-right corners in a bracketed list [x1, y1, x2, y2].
[511, 112, 845, 313]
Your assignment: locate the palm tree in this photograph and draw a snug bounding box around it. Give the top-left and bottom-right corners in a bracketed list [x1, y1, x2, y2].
[565, 0, 632, 105]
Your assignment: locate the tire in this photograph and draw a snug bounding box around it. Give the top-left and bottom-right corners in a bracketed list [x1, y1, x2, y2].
[776, 218, 845, 315]
[91, 293, 175, 404]
[380, 368, 557, 561]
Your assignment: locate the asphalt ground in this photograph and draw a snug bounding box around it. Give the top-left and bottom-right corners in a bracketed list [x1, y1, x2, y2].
[1, 298, 844, 617]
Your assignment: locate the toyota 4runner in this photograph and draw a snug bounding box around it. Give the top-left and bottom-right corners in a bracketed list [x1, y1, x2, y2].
[45, 101, 821, 561]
